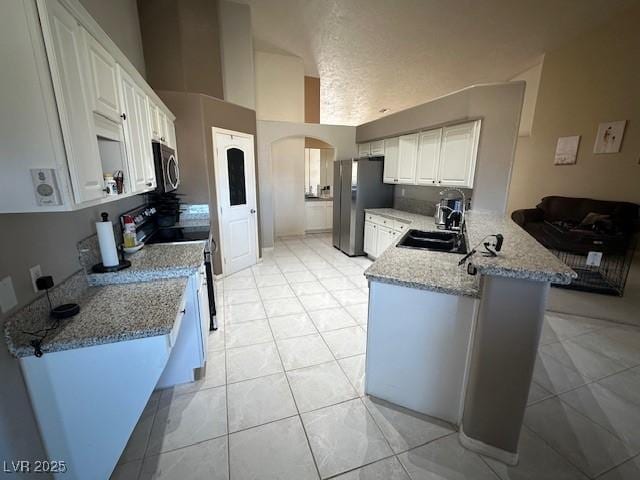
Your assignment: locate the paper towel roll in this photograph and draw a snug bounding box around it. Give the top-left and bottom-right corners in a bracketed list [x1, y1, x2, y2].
[96, 213, 119, 267]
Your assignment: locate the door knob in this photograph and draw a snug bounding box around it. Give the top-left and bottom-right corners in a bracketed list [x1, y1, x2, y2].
[250, 209, 256, 213]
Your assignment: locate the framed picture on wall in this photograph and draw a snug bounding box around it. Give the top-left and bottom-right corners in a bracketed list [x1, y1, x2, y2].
[554, 135, 580, 165]
[594, 120, 626, 154]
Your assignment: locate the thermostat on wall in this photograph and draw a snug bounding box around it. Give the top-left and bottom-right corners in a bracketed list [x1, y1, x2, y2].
[31, 168, 62, 206]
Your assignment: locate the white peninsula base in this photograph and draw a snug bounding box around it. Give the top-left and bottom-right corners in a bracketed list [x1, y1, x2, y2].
[365, 280, 478, 424]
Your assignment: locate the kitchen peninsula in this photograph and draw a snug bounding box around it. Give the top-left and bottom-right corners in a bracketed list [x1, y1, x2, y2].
[363, 208, 575, 464]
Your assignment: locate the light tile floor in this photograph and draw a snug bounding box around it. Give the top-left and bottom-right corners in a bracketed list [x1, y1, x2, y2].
[113, 233, 640, 480]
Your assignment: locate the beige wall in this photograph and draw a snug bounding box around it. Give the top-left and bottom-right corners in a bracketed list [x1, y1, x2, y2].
[510, 60, 543, 137]
[79, 0, 146, 76]
[219, 0, 255, 109]
[508, 5, 640, 213]
[305, 76, 321, 123]
[357, 82, 525, 213]
[255, 51, 305, 122]
[272, 137, 306, 236]
[257, 121, 357, 246]
[138, 0, 224, 98]
[157, 90, 258, 273]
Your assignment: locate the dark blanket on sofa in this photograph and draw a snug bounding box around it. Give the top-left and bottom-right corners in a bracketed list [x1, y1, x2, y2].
[512, 196, 638, 255]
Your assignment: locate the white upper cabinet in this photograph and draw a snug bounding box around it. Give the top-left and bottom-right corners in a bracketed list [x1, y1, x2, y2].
[43, 0, 104, 204]
[163, 113, 176, 149]
[0, 0, 177, 213]
[148, 100, 161, 140]
[370, 140, 384, 156]
[378, 120, 480, 189]
[358, 142, 371, 158]
[416, 129, 442, 185]
[397, 133, 419, 184]
[118, 66, 155, 192]
[81, 27, 120, 123]
[382, 137, 399, 183]
[438, 121, 480, 187]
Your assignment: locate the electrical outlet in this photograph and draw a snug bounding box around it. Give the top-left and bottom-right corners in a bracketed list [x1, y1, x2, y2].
[30, 265, 42, 293]
[0, 276, 18, 314]
[401, 188, 406, 197]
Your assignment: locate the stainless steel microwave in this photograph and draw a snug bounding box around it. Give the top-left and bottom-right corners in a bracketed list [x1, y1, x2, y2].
[152, 142, 179, 193]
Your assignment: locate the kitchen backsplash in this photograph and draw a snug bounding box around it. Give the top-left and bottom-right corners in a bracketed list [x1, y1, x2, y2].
[393, 185, 473, 217]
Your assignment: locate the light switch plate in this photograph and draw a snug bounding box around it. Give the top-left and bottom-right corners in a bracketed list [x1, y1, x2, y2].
[0, 276, 18, 314]
[30, 265, 42, 293]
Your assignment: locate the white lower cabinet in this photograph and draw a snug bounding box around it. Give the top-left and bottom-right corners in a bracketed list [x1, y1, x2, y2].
[305, 201, 333, 231]
[364, 214, 406, 258]
[364, 221, 378, 256]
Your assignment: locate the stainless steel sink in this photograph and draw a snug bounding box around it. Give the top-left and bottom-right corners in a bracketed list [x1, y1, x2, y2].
[397, 229, 468, 254]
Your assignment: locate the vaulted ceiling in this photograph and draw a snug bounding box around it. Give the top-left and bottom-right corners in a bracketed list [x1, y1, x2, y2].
[243, 0, 637, 125]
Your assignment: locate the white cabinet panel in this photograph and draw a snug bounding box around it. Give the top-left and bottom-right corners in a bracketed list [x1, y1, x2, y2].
[158, 110, 170, 145]
[438, 121, 480, 187]
[397, 133, 419, 184]
[304, 201, 328, 230]
[44, 0, 104, 203]
[376, 225, 395, 256]
[148, 100, 161, 140]
[358, 143, 371, 157]
[416, 129, 441, 186]
[370, 140, 384, 156]
[364, 221, 377, 257]
[383, 137, 399, 184]
[119, 66, 154, 192]
[166, 119, 177, 150]
[81, 28, 120, 123]
[325, 204, 333, 229]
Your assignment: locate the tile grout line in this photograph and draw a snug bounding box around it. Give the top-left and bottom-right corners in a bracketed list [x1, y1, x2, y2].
[254, 252, 324, 480]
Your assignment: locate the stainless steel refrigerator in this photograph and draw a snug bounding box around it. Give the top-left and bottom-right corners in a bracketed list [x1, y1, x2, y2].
[333, 157, 394, 255]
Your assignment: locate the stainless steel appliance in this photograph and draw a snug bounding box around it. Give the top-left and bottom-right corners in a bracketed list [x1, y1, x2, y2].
[332, 157, 394, 255]
[120, 205, 217, 330]
[153, 142, 179, 193]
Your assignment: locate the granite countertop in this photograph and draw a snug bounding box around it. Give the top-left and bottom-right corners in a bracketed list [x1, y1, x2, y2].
[5, 277, 188, 358]
[364, 208, 576, 297]
[88, 242, 204, 286]
[6, 242, 207, 358]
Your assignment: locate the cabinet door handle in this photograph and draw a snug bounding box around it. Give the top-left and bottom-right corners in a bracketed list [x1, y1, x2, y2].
[161, 137, 166, 142]
[146, 182, 153, 187]
[120, 113, 127, 120]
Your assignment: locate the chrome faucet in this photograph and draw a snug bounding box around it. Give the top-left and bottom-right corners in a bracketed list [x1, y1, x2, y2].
[438, 188, 466, 231]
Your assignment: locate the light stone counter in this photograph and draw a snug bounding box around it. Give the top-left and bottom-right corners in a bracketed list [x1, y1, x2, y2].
[88, 243, 204, 286]
[5, 277, 188, 358]
[364, 208, 575, 297]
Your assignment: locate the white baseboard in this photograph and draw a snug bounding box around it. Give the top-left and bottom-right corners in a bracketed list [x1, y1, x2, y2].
[458, 427, 519, 466]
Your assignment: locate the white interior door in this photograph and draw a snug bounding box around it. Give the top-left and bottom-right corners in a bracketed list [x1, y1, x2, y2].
[214, 130, 258, 275]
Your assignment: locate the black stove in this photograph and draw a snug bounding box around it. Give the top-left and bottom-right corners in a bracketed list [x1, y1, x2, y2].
[145, 227, 211, 244]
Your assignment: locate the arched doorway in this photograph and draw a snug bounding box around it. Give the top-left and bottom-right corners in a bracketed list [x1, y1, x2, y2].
[270, 135, 336, 238]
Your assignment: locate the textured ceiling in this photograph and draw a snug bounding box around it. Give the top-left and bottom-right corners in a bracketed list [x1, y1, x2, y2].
[243, 0, 637, 126]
